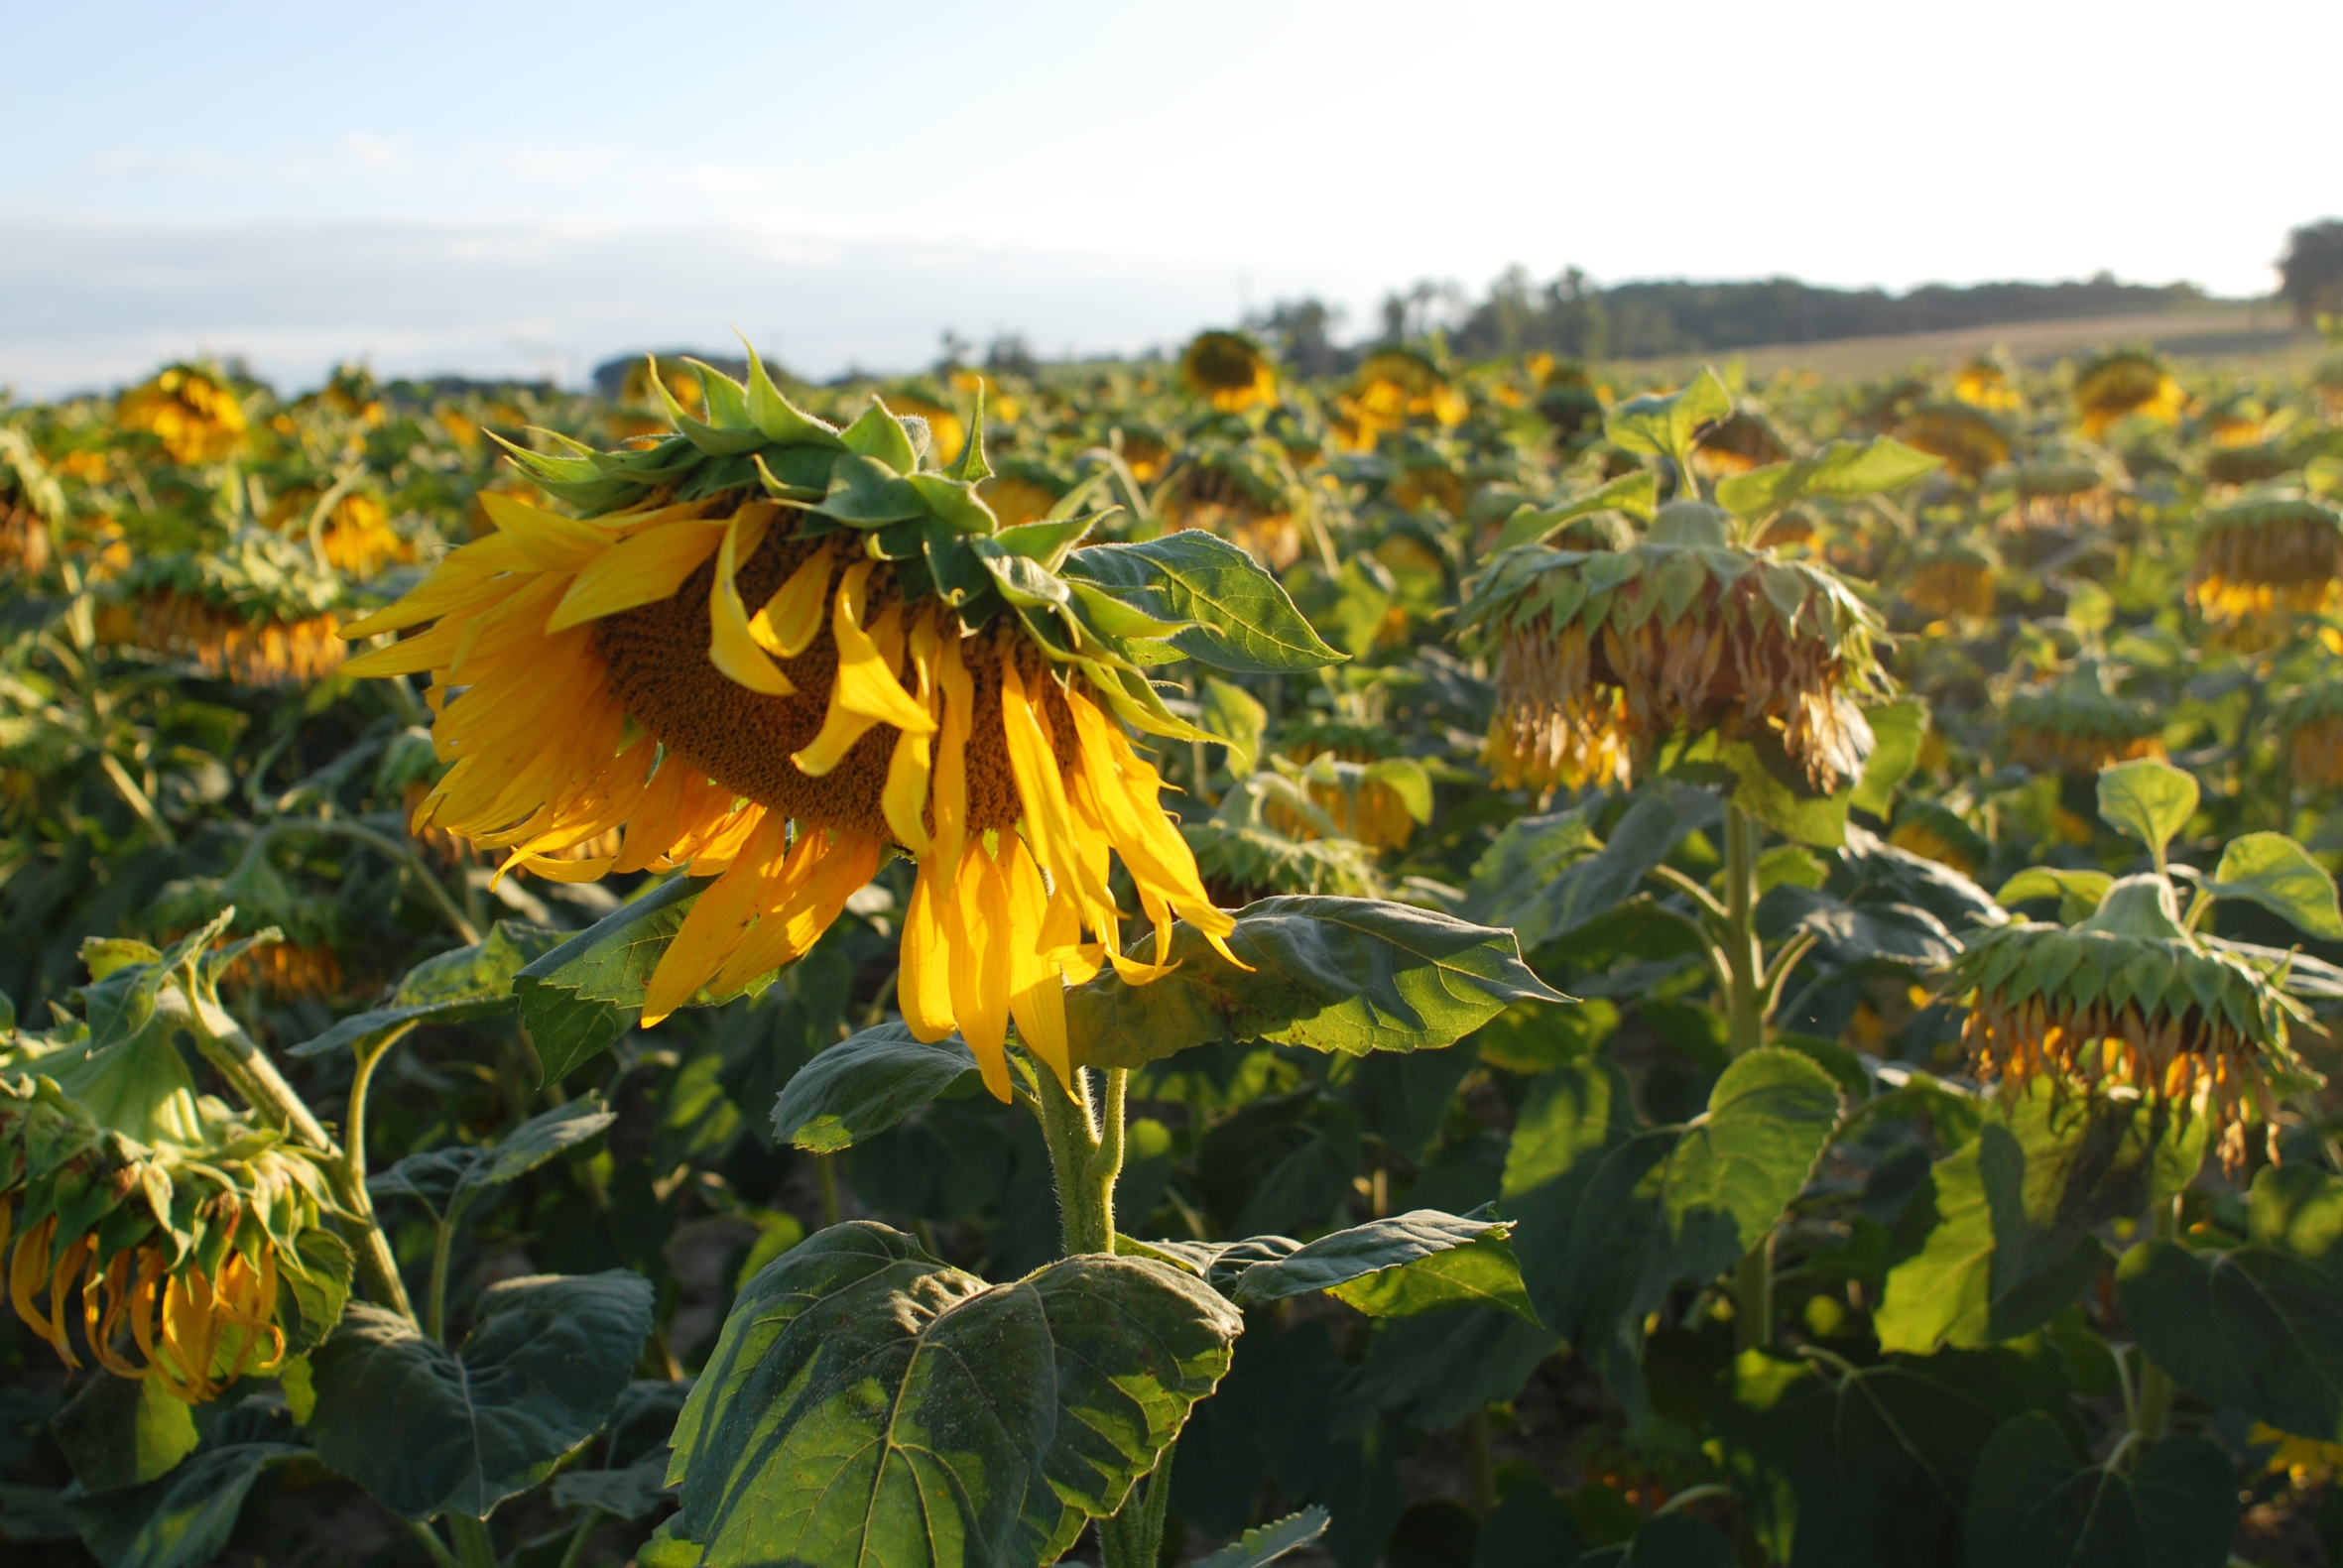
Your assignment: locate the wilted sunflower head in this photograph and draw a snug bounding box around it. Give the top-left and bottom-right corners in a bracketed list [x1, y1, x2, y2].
[1906, 543, 1998, 621]
[1157, 437, 1307, 571]
[1259, 733, 1429, 851]
[267, 487, 412, 579]
[1, 925, 349, 1400]
[2274, 666, 2343, 789]
[113, 529, 345, 687]
[0, 428, 62, 578]
[2004, 663, 2162, 775]
[1893, 403, 2011, 480]
[1952, 358, 2020, 413]
[119, 366, 249, 465]
[2188, 497, 2343, 625]
[1888, 799, 1989, 877]
[2073, 351, 2182, 438]
[2202, 444, 2295, 490]
[341, 351, 1339, 1099]
[2000, 458, 2119, 531]
[1946, 874, 2316, 1170]
[1460, 499, 1890, 794]
[1179, 331, 1278, 414]
[1689, 412, 1788, 480]
[1184, 772, 1388, 905]
[1336, 350, 1468, 451]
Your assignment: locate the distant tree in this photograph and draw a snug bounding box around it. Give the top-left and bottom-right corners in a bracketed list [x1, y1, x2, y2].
[2280, 220, 2343, 321]
[1245, 298, 1350, 377]
[983, 333, 1040, 379]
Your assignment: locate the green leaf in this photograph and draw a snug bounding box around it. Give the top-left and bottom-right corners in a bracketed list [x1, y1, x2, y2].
[516, 879, 790, 1083]
[2205, 831, 2343, 940]
[308, 1271, 655, 1519]
[552, 1456, 674, 1521]
[1466, 784, 1712, 949]
[769, 1023, 979, 1153]
[1715, 437, 1941, 522]
[1196, 1507, 1329, 1568]
[1603, 368, 1733, 474]
[0, 1485, 75, 1543]
[1482, 472, 1659, 558]
[1067, 897, 1569, 1069]
[1849, 698, 1926, 818]
[1877, 1085, 2201, 1354]
[838, 398, 920, 473]
[63, 1440, 309, 1568]
[1205, 1209, 1528, 1319]
[1501, 1057, 1638, 1334]
[1580, 1513, 1733, 1568]
[1326, 1229, 1538, 1322]
[1330, 1305, 1560, 1435]
[2116, 1237, 2343, 1439]
[1200, 676, 1268, 776]
[664, 1222, 1240, 1567]
[50, 1375, 197, 1492]
[1549, 1050, 1840, 1401]
[454, 1094, 614, 1212]
[1995, 867, 2115, 921]
[1963, 1411, 2235, 1568]
[812, 451, 928, 526]
[1713, 735, 1854, 848]
[1062, 532, 1345, 673]
[292, 921, 564, 1058]
[2095, 759, 2198, 866]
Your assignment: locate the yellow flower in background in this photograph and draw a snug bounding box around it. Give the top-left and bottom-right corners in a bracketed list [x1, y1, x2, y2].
[119, 366, 249, 465]
[343, 357, 1326, 1098]
[133, 595, 346, 687]
[2074, 351, 2182, 438]
[1179, 331, 1278, 414]
[1951, 357, 2020, 413]
[2188, 498, 2343, 625]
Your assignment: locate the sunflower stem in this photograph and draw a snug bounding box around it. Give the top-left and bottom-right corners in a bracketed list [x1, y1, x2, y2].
[1720, 800, 1769, 1058]
[1034, 1063, 1119, 1258]
[447, 1513, 497, 1568]
[1732, 1229, 1775, 1352]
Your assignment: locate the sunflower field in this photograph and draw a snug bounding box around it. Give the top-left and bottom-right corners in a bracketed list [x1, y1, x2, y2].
[5, 321, 2343, 1568]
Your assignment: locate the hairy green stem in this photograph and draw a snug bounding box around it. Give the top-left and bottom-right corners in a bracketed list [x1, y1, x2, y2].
[814, 1153, 842, 1230]
[340, 1028, 419, 1322]
[1733, 1231, 1775, 1352]
[1033, 1064, 1120, 1258]
[1720, 801, 1767, 1059]
[427, 1212, 458, 1344]
[448, 1513, 497, 1568]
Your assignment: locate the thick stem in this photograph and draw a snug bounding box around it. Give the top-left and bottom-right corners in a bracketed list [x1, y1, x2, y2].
[1733, 1230, 1776, 1352]
[1034, 1065, 1117, 1258]
[407, 1521, 459, 1568]
[1098, 1449, 1176, 1568]
[1462, 1408, 1498, 1515]
[814, 1153, 842, 1230]
[1720, 801, 1768, 1058]
[340, 1030, 419, 1321]
[2133, 1197, 2181, 1444]
[555, 1507, 603, 1568]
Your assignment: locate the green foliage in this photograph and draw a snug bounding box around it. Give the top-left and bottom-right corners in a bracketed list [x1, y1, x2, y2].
[1963, 1413, 2235, 1568]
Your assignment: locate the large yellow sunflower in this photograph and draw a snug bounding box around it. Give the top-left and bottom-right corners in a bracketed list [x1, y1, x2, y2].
[343, 355, 1336, 1098]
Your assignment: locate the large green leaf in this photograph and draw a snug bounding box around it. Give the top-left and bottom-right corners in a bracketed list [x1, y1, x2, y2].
[769, 1022, 979, 1153]
[1715, 437, 1941, 523]
[369, 1095, 615, 1226]
[1482, 471, 1659, 558]
[1499, 1057, 1638, 1333]
[1849, 697, 1927, 818]
[1603, 368, 1732, 473]
[63, 1440, 309, 1568]
[2116, 1162, 2343, 1438]
[1326, 1229, 1537, 1322]
[1062, 531, 1343, 673]
[1197, 1507, 1330, 1568]
[1468, 785, 1712, 950]
[1549, 1050, 1840, 1400]
[662, 1222, 1240, 1567]
[2095, 759, 2197, 867]
[516, 879, 789, 1082]
[290, 920, 564, 1058]
[50, 1375, 197, 1493]
[1710, 1346, 2076, 1568]
[551, 1380, 692, 1521]
[1963, 1412, 2235, 1568]
[1877, 1086, 2202, 1354]
[1328, 1305, 1560, 1435]
[1068, 897, 1568, 1068]
[2204, 831, 2343, 940]
[1150, 1209, 1533, 1319]
[308, 1270, 655, 1519]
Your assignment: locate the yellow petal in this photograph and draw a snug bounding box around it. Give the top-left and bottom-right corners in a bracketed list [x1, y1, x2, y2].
[1000, 663, 1114, 919]
[951, 847, 1010, 1058]
[707, 507, 795, 696]
[478, 493, 614, 573]
[1004, 839, 1070, 1088]
[749, 543, 834, 658]
[791, 561, 936, 776]
[548, 520, 725, 631]
[929, 628, 974, 880]
[641, 816, 793, 1025]
[898, 862, 962, 1047]
[339, 533, 531, 637]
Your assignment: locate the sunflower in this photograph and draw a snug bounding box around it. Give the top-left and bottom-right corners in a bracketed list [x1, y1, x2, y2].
[1952, 358, 2020, 414]
[873, 389, 967, 468]
[1887, 799, 1989, 877]
[1179, 332, 1278, 414]
[1461, 500, 1889, 794]
[1893, 403, 2011, 480]
[1, 933, 348, 1400]
[1998, 459, 2119, 532]
[2004, 664, 2163, 775]
[1945, 874, 2315, 1169]
[2202, 444, 2295, 490]
[268, 488, 413, 579]
[119, 366, 249, 465]
[343, 354, 1332, 1099]
[133, 596, 347, 687]
[1267, 722, 1428, 851]
[0, 429, 61, 577]
[1335, 350, 1468, 452]
[1906, 543, 1998, 621]
[2188, 497, 2343, 623]
[2274, 671, 2343, 789]
[2073, 351, 2182, 438]
[1158, 438, 1308, 572]
[1689, 412, 1788, 480]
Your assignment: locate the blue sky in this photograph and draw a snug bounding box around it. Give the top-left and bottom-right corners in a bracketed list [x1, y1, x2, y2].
[2, 0, 2335, 396]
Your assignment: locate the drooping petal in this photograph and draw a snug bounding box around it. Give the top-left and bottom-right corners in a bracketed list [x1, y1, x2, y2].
[549, 519, 724, 630]
[1003, 836, 1071, 1088]
[791, 560, 937, 776]
[750, 542, 835, 658]
[707, 504, 796, 696]
[898, 861, 962, 1046]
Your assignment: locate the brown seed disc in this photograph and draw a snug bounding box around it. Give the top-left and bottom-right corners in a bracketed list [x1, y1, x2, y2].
[594, 520, 1076, 843]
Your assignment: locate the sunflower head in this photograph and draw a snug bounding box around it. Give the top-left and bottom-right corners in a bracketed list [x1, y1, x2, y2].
[1158, 437, 1307, 571]
[1689, 412, 1788, 480]
[1893, 403, 2011, 480]
[114, 528, 346, 687]
[2189, 497, 2343, 624]
[1906, 543, 1998, 621]
[1888, 799, 1989, 877]
[2004, 663, 2162, 775]
[0, 428, 62, 578]
[1183, 772, 1388, 905]
[1, 923, 349, 1399]
[2073, 351, 2182, 438]
[2000, 458, 2118, 532]
[1336, 350, 1467, 451]
[341, 351, 1340, 1099]
[268, 487, 412, 579]
[1947, 873, 2315, 1170]
[119, 365, 249, 465]
[1461, 498, 1889, 794]
[2274, 666, 2343, 789]
[1952, 358, 2021, 413]
[1180, 331, 1278, 414]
